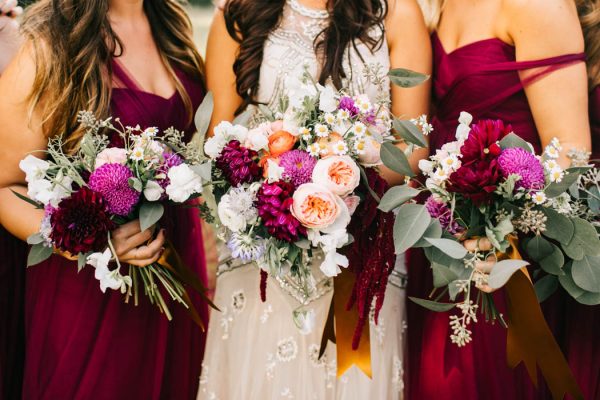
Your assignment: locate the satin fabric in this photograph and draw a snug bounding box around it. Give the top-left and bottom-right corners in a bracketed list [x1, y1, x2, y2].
[22, 61, 208, 400]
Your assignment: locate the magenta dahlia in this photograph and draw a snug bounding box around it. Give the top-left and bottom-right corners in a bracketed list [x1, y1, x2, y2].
[279, 150, 317, 188]
[425, 196, 463, 234]
[255, 181, 306, 242]
[216, 140, 261, 187]
[50, 187, 116, 254]
[338, 96, 359, 116]
[497, 147, 545, 191]
[88, 163, 140, 216]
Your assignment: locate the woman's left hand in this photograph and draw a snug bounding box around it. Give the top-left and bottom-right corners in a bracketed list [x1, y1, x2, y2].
[462, 237, 498, 294]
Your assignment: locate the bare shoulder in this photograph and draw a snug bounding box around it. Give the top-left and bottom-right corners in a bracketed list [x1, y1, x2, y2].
[501, 0, 583, 56]
[385, 0, 429, 46]
[0, 41, 37, 114]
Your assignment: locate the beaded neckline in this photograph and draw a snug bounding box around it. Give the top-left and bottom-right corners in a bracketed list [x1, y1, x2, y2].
[288, 0, 329, 19]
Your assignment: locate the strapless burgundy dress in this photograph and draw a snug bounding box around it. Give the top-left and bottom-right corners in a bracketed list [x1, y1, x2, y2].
[22, 62, 208, 400]
[407, 33, 587, 400]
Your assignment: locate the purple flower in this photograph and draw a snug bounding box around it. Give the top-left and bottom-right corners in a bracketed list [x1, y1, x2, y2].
[216, 140, 261, 186]
[278, 150, 317, 188]
[338, 96, 359, 117]
[157, 150, 184, 196]
[425, 196, 463, 234]
[497, 147, 545, 191]
[88, 163, 140, 216]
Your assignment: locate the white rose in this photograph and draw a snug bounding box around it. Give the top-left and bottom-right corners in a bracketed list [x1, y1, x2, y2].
[245, 127, 269, 151]
[95, 148, 127, 170]
[143, 180, 164, 201]
[165, 164, 203, 203]
[19, 155, 50, 183]
[458, 111, 473, 126]
[204, 135, 227, 159]
[318, 85, 338, 113]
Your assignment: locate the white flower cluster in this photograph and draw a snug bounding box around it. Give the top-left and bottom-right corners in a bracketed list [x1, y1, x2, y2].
[20, 155, 73, 208]
[217, 184, 260, 233]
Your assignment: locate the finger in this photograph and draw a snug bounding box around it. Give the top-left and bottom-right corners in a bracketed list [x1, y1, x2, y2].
[126, 251, 163, 267]
[475, 282, 496, 294]
[125, 228, 155, 250]
[464, 237, 493, 252]
[474, 260, 495, 274]
[120, 230, 165, 261]
[112, 220, 142, 240]
[486, 253, 497, 262]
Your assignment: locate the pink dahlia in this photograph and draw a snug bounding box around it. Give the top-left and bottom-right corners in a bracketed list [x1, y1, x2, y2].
[88, 163, 140, 216]
[255, 181, 306, 242]
[497, 147, 545, 191]
[279, 150, 317, 188]
[216, 140, 261, 186]
[425, 196, 463, 234]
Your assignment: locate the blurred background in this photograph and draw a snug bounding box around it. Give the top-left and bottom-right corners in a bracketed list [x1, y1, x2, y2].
[18, 0, 217, 55]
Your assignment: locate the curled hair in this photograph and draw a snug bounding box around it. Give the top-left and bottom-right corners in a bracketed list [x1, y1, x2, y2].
[21, 0, 204, 152]
[224, 0, 388, 114]
[577, 0, 600, 88]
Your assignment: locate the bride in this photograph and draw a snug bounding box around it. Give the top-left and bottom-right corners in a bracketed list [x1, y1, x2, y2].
[199, 0, 430, 398]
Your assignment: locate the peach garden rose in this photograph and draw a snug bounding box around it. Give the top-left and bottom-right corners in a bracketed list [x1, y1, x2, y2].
[311, 155, 360, 197]
[291, 183, 350, 233]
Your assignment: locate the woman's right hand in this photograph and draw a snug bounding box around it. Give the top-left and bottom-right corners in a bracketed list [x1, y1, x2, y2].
[111, 220, 166, 267]
[462, 237, 497, 294]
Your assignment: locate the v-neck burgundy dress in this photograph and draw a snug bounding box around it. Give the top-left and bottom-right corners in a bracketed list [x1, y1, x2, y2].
[407, 33, 587, 400]
[22, 61, 208, 400]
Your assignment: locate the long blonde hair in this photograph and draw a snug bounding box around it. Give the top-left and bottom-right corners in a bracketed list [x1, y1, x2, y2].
[577, 0, 600, 89]
[21, 0, 204, 152]
[416, 0, 445, 31]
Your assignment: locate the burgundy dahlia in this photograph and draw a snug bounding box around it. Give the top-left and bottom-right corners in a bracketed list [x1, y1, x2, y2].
[497, 147, 545, 191]
[460, 119, 513, 165]
[216, 140, 261, 187]
[89, 163, 140, 216]
[447, 159, 502, 205]
[425, 196, 463, 234]
[50, 187, 116, 254]
[278, 150, 317, 188]
[255, 181, 306, 242]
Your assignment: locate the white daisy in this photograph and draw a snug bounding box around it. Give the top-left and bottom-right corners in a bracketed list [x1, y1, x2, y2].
[354, 139, 366, 155]
[130, 147, 145, 161]
[332, 141, 348, 156]
[352, 122, 367, 137]
[308, 143, 321, 157]
[531, 192, 547, 205]
[549, 168, 564, 183]
[337, 109, 350, 121]
[544, 145, 560, 159]
[324, 113, 336, 125]
[314, 124, 329, 138]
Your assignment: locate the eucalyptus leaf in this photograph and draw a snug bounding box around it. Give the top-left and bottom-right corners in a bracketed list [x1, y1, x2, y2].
[190, 162, 213, 182]
[559, 262, 586, 299]
[232, 108, 253, 126]
[393, 204, 431, 254]
[388, 68, 430, 88]
[525, 235, 554, 262]
[414, 220, 443, 248]
[408, 296, 455, 312]
[571, 254, 600, 293]
[432, 263, 459, 288]
[27, 233, 45, 245]
[534, 275, 559, 302]
[562, 218, 600, 260]
[540, 207, 574, 244]
[378, 185, 420, 212]
[128, 177, 143, 192]
[193, 91, 214, 156]
[380, 142, 415, 177]
[499, 133, 533, 152]
[488, 259, 530, 289]
[448, 280, 463, 301]
[587, 185, 600, 213]
[545, 168, 583, 198]
[425, 238, 468, 259]
[424, 246, 466, 277]
[575, 290, 600, 306]
[538, 243, 565, 276]
[258, 104, 276, 121]
[27, 243, 53, 267]
[78, 252, 89, 273]
[139, 202, 164, 232]
[393, 119, 428, 148]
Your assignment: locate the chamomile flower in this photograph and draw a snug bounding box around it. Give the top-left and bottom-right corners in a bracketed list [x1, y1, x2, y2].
[299, 127, 312, 141]
[332, 141, 349, 155]
[544, 145, 560, 159]
[440, 154, 461, 172]
[531, 191, 547, 205]
[549, 168, 564, 183]
[337, 109, 350, 121]
[417, 114, 428, 126]
[354, 139, 366, 154]
[130, 147, 145, 161]
[324, 113, 336, 125]
[318, 142, 329, 155]
[433, 168, 449, 182]
[544, 159, 559, 171]
[143, 127, 159, 138]
[422, 123, 434, 135]
[550, 138, 562, 150]
[314, 124, 329, 138]
[308, 143, 321, 157]
[355, 96, 372, 113]
[352, 122, 367, 137]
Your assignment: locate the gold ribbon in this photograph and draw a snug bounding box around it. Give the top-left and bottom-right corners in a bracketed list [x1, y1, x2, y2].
[319, 268, 372, 378]
[158, 241, 218, 331]
[501, 236, 582, 400]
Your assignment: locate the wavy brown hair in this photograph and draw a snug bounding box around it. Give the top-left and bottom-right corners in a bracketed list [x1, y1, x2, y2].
[577, 0, 600, 89]
[224, 0, 388, 114]
[21, 0, 204, 152]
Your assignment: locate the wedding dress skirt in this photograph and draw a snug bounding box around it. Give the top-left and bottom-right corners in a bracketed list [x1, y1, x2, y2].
[198, 250, 407, 400]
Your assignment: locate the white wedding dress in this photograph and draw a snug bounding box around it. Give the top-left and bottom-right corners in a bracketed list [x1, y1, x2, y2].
[198, 1, 407, 399]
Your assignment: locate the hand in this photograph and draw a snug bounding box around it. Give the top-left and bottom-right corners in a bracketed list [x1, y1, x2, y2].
[111, 220, 166, 267]
[462, 237, 497, 294]
[0, 0, 22, 18]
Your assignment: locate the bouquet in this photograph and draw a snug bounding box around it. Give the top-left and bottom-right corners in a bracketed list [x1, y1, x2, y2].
[379, 112, 600, 346]
[17, 111, 212, 320]
[205, 67, 430, 338]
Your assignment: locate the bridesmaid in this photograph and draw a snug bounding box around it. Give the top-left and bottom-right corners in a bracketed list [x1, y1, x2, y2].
[0, 3, 27, 399]
[0, 1, 208, 399]
[410, 0, 591, 399]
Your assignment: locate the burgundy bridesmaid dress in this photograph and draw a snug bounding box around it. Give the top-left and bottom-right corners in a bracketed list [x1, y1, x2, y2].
[22, 61, 209, 400]
[406, 33, 586, 400]
[0, 227, 27, 399]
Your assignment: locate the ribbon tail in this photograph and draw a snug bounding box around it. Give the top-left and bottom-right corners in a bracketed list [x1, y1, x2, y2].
[319, 297, 336, 360]
[503, 236, 583, 400]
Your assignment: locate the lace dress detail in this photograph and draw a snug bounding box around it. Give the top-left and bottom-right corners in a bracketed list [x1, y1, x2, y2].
[198, 2, 405, 399]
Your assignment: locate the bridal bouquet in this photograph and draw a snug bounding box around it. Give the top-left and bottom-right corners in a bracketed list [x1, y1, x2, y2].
[380, 112, 600, 346]
[17, 111, 212, 319]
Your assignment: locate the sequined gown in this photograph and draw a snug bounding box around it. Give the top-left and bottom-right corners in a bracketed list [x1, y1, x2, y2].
[197, 1, 407, 399]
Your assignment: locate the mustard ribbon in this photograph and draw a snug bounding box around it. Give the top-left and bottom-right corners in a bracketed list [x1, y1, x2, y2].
[319, 268, 372, 378]
[502, 236, 582, 400]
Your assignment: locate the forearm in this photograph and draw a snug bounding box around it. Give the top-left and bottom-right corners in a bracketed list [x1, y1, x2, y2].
[0, 185, 44, 241]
